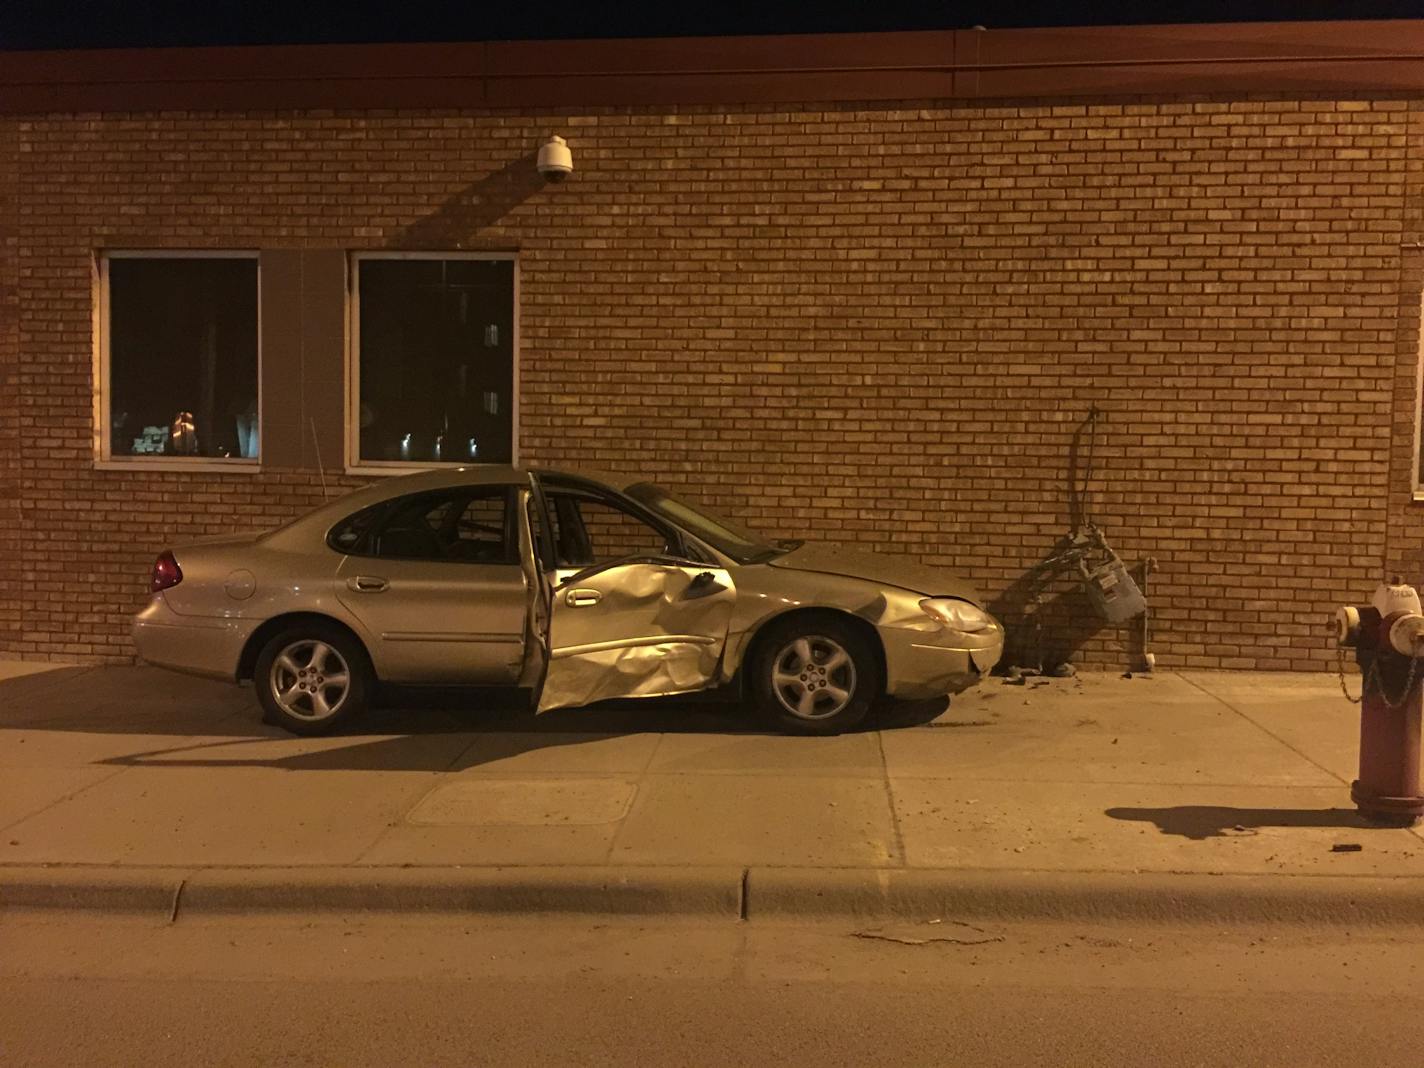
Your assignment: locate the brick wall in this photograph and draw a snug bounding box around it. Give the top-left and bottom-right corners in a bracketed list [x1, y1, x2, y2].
[2, 95, 1418, 670]
[0, 117, 18, 654]
[1383, 103, 1424, 587]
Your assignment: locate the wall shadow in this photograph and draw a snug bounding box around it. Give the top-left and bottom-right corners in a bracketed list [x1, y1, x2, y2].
[5, 667, 972, 777]
[394, 153, 544, 247]
[989, 406, 1152, 673]
[871, 696, 951, 729]
[96, 689, 769, 774]
[1107, 805, 1380, 842]
[989, 552, 1109, 673]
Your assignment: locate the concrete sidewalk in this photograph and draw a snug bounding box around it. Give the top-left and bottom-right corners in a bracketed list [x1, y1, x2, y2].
[1, 661, 1420, 917]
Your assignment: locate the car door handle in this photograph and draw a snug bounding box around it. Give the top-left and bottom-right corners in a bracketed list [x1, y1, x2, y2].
[347, 576, 389, 593]
[565, 588, 602, 608]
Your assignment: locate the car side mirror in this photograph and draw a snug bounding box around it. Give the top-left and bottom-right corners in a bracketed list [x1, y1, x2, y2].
[683, 570, 727, 599]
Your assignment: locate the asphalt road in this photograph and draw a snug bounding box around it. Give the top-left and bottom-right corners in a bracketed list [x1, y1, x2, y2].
[4, 912, 1423, 1066]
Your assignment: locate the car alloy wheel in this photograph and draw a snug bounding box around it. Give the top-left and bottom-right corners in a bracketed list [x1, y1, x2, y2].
[268, 639, 351, 722]
[770, 635, 858, 721]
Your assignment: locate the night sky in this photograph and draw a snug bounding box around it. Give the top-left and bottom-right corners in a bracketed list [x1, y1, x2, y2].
[2, 0, 1422, 50]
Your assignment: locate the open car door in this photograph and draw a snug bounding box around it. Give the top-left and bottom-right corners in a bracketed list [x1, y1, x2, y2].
[528, 473, 736, 713]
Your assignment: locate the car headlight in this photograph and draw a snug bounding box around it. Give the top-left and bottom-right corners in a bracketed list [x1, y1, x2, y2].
[920, 598, 994, 632]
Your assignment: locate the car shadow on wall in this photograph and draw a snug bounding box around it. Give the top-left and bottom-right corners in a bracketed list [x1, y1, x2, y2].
[0, 664, 950, 775]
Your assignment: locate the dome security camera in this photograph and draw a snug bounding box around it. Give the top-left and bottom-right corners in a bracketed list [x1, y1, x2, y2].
[537, 135, 573, 181]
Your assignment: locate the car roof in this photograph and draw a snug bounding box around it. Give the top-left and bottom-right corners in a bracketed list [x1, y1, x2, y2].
[337, 464, 636, 493]
[261, 464, 644, 547]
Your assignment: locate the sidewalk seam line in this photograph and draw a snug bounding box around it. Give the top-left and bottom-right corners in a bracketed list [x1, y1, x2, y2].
[169, 877, 187, 923]
[443, 735, 484, 773]
[600, 731, 664, 863]
[348, 775, 450, 866]
[0, 766, 130, 837]
[876, 728, 907, 866]
[1177, 671, 1352, 788]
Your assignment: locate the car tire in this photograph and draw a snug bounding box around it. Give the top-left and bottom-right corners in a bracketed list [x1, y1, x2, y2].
[253, 623, 372, 736]
[751, 616, 881, 735]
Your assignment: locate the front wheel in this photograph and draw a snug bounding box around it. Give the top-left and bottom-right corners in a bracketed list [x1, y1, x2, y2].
[253, 624, 371, 736]
[752, 617, 881, 735]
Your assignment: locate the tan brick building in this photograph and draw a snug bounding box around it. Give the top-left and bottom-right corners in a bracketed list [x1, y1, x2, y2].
[3, 21, 1423, 672]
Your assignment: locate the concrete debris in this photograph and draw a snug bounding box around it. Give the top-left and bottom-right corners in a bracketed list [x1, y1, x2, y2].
[1331, 843, 1364, 853]
[851, 920, 1005, 947]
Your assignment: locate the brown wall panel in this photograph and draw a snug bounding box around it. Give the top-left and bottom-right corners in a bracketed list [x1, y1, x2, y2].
[299, 249, 347, 475]
[5, 23, 1424, 113]
[258, 249, 347, 473]
[258, 249, 305, 469]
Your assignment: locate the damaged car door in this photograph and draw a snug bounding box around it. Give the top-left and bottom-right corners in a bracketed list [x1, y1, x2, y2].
[528, 475, 735, 713]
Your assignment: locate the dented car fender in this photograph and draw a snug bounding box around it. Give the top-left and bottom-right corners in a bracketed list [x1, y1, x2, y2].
[717, 566, 937, 685]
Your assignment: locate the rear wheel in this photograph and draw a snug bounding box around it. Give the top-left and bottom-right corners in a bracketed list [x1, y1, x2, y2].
[254, 624, 371, 736]
[752, 617, 880, 735]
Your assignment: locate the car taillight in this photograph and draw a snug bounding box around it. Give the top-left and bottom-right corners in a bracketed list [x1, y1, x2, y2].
[150, 551, 183, 593]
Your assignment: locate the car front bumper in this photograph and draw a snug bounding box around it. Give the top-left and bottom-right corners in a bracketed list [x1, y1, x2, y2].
[880, 618, 1005, 700]
[132, 596, 256, 682]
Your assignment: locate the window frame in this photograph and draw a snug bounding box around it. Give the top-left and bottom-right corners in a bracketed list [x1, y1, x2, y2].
[533, 476, 706, 570]
[1414, 286, 1424, 501]
[327, 485, 522, 566]
[92, 249, 263, 473]
[345, 250, 520, 477]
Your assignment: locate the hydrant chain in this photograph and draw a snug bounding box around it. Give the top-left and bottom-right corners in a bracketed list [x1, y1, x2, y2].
[1338, 649, 1361, 706]
[1366, 636, 1424, 711]
[1389, 650, 1424, 711]
[1338, 645, 1364, 705]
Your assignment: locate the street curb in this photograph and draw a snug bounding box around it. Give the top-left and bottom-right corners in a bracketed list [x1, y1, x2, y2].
[0, 866, 744, 920]
[6, 865, 1424, 925]
[747, 868, 1424, 926]
[0, 868, 183, 915]
[180, 866, 744, 917]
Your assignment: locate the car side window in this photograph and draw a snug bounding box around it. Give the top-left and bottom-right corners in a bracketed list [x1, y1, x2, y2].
[328, 503, 388, 554]
[542, 490, 673, 569]
[336, 487, 516, 564]
[447, 492, 514, 563]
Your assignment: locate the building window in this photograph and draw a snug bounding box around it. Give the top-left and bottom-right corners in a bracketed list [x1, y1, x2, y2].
[97, 252, 260, 465]
[350, 253, 516, 470]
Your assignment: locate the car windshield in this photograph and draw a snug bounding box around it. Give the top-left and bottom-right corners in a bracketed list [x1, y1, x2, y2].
[625, 482, 783, 565]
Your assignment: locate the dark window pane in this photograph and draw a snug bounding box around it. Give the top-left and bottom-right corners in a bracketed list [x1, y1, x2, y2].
[448, 492, 516, 563]
[107, 257, 258, 460]
[327, 502, 391, 555]
[357, 257, 515, 465]
[369, 488, 513, 564]
[547, 491, 670, 568]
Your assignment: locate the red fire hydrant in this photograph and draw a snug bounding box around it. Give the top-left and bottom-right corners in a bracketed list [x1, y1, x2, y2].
[1334, 580, 1424, 825]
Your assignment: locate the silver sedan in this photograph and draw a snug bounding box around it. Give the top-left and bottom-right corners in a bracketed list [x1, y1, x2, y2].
[133, 467, 1004, 735]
